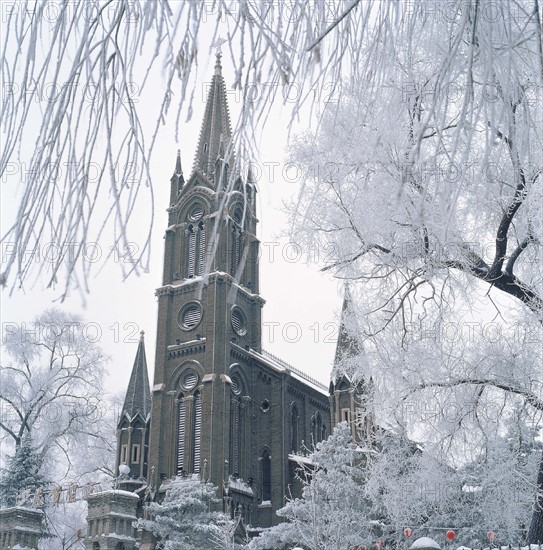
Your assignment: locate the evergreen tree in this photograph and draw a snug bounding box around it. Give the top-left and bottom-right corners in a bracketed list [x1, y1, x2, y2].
[137, 479, 237, 550]
[0, 434, 47, 507]
[250, 423, 371, 550]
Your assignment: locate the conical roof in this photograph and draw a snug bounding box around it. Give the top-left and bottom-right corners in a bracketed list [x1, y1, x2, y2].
[121, 331, 151, 422]
[333, 284, 362, 367]
[193, 53, 234, 179]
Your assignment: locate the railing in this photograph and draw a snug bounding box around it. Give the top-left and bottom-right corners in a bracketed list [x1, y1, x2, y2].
[261, 349, 328, 392]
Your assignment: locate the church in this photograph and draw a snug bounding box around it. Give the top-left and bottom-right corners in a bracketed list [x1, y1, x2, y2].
[84, 55, 370, 549]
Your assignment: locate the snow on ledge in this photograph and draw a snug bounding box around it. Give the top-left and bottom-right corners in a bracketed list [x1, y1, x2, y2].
[288, 453, 316, 466]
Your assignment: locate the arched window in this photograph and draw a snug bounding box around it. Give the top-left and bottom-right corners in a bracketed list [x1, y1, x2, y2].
[193, 391, 202, 473]
[291, 405, 299, 453]
[312, 412, 323, 445]
[93, 543, 101, 550]
[261, 449, 271, 501]
[186, 207, 206, 278]
[177, 395, 186, 474]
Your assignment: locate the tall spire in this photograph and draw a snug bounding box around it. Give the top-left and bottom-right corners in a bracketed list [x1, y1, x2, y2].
[122, 331, 151, 421]
[194, 52, 234, 180]
[333, 285, 362, 368]
[175, 148, 183, 176]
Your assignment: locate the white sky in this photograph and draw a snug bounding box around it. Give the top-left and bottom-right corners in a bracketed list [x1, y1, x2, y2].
[0, 31, 342, 396]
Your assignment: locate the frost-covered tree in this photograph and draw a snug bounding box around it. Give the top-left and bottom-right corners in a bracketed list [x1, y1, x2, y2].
[250, 423, 371, 550]
[363, 412, 541, 547]
[4, 1, 540, 298]
[137, 479, 235, 550]
[0, 433, 47, 507]
[0, 308, 116, 547]
[0, 308, 109, 472]
[284, 0, 543, 541]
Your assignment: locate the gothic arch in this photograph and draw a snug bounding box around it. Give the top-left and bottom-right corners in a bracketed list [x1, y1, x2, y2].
[228, 363, 249, 395]
[176, 190, 212, 223]
[167, 360, 204, 392]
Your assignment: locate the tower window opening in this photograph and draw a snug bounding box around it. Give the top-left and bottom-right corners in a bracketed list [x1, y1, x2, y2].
[187, 225, 196, 277]
[193, 391, 202, 473]
[131, 444, 140, 464]
[197, 221, 206, 275]
[177, 396, 186, 474]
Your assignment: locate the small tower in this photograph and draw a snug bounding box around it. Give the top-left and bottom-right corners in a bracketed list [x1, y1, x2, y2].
[116, 331, 152, 489]
[329, 286, 374, 443]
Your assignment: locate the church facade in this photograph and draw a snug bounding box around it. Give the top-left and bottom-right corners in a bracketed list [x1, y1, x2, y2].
[84, 55, 368, 549]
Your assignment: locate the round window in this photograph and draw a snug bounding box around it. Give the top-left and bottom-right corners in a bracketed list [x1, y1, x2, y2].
[231, 306, 247, 336]
[261, 400, 270, 412]
[231, 376, 241, 395]
[181, 370, 198, 390]
[233, 208, 243, 224]
[178, 301, 203, 330]
[189, 203, 204, 221]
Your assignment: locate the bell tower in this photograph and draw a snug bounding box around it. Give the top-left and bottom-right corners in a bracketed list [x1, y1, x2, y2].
[147, 53, 263, 491]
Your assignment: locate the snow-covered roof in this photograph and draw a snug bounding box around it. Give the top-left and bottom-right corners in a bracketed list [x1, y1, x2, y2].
[88, 489, 139, 499]
[410, 537, 441, 549]
[226, 477, 255, 496]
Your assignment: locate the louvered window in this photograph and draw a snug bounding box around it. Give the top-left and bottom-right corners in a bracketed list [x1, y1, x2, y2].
[187, 225, 196, 277]
[189, 204, 204, 221]
[177, 397, 186, 473]
[193, 392, 202, 473]
[231, 307, 246, 336]
[231, 376, 241, 395]
[182, 371, 198, 390]
[197, 221, 206, 275]
[232, 398, 240, 475]
[235, 232, 242, 270]
[180, 302, 202, 330]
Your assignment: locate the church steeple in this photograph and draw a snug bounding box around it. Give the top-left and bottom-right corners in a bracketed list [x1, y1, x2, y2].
[121, 331, 151, 422]
[170, 149, 185, 205]
[116, 331, 152, 482]
[333, 284, 361, 368]
[329, 285, 373, 443]
[194, 53, 234, 181]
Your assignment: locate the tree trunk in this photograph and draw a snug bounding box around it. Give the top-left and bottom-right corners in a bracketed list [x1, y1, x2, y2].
[528, 448, 543, 543]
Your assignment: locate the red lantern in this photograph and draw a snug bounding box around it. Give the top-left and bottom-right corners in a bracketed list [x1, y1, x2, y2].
[487, 531, 497, 542]
[379, 540, 385, 548]
[446, 530, 456, 541]
[404, 528, 413, 538]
